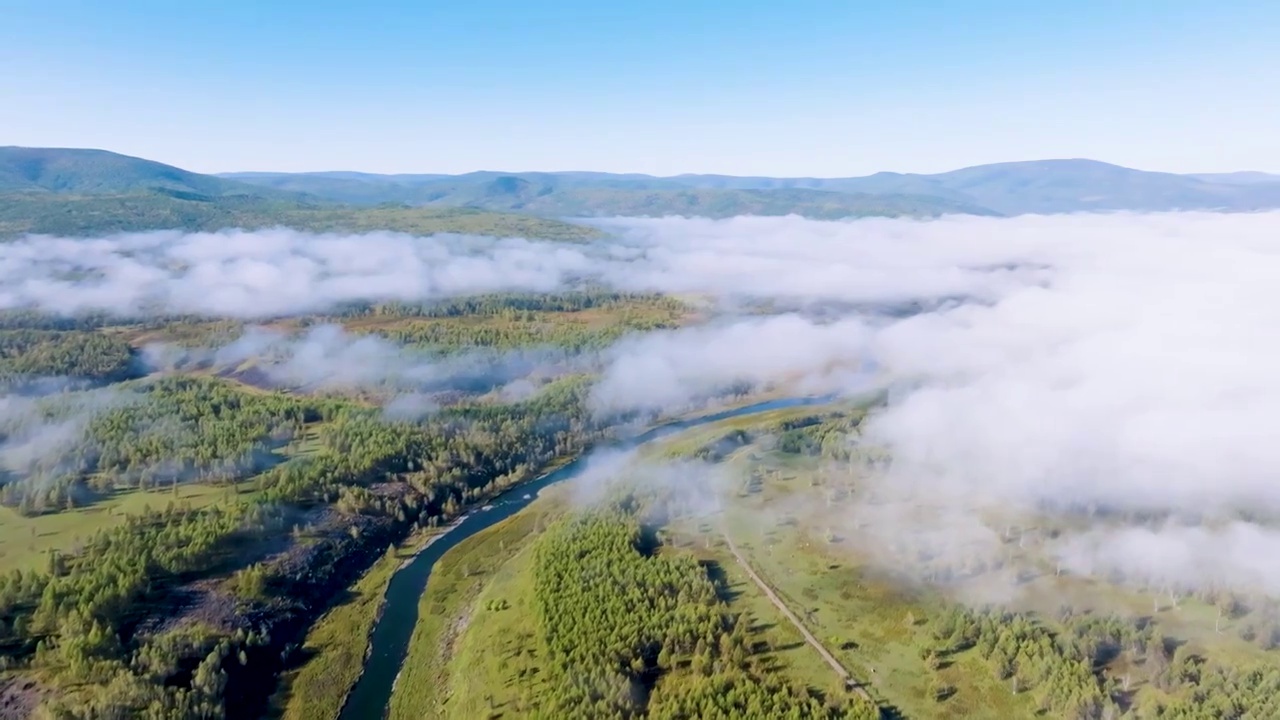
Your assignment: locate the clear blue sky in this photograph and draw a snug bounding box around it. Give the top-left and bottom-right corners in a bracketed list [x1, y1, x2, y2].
[2, 1, 1277, 176]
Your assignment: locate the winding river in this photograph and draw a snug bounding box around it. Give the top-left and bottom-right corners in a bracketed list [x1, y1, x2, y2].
[338, 395, 831, 720]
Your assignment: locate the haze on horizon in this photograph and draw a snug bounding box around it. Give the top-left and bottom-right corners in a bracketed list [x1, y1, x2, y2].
[3, 0, 1278, 177]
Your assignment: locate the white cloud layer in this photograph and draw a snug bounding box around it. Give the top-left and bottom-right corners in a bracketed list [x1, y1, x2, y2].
[144, 324, 588, 399]
[11, 212, 1280, 595]
[597, 212, 1280, 596]
[0, 229, 594, 317]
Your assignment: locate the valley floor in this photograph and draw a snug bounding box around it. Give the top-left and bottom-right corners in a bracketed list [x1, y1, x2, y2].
[381, 405, 1280, 720]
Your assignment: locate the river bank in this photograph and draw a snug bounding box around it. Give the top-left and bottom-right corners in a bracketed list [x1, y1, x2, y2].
[338, 395, 835, 719]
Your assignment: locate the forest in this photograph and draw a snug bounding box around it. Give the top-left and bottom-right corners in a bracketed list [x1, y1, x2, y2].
[0, 330, 138, 385]
[0, 369, 612, 717]
[0, 265, 1277, 720]
[0, 290, 633, 718]
[523, 502, 879, 719]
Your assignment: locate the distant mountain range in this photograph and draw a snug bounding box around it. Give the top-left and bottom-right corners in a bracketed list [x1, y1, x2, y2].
[223, 159, 1280, 216]
[4, 147, 1280, 237]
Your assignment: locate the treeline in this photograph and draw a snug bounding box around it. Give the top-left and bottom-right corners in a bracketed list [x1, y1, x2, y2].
[0, 376, 338, 514]
[0, 329, 138, 383]
[0, 291, 682, 331]
[330, 292, 689, 352]
[1151, 656, 1280, 718]
[0, 190, 602, 241]
[255, 375, 605, 514]
[327, 291, 688, 320]
[0, 309, 239, 336]
[0, 500, 281, 717]
[928, 606, 1165, 718]
[688, 411, 865, 464]
[365, 316, 673, 353]
[525, 504, 877, 719]
[0, 311, 118, 332]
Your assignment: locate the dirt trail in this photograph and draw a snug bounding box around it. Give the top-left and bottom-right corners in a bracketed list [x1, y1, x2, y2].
[720, 531, 874, 702]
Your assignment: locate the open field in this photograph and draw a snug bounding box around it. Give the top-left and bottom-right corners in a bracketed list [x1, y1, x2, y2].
[711, 514, 1036, 719]
[646, 403, 842, 459]
[0, 482, 247, 572]
[0, 412, 326, 574]
[436, 526, 546, 718]
[387, 489, 569, 720]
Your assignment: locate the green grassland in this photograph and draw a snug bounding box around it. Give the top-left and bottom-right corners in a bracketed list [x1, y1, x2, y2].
[708, 513, 1037, 719]
[388, 489, 569, 720]
[439, 522, 548, 718]
[0, 483, 244, 572]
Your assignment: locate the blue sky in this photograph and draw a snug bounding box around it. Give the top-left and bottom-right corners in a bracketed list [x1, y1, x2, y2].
[2, 1, 1277, 175]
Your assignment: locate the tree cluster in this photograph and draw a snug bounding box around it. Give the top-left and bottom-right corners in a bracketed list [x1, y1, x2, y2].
[1, 376, 335, 514]
[525, 505, 875, 719]
[328, 291, 685, 320]
[930, 606, 1118, 719]
[0, 330, 138, 384]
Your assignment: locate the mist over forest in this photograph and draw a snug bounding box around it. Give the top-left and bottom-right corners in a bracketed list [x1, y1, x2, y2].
[3, 207, 1279, 719]
[6, 211, 1277, 593]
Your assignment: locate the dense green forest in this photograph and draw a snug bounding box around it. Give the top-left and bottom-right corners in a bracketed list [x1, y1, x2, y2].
[0, 376, 331, 514]
[525, 504, 879, 719]
[0, 330, 138, 384]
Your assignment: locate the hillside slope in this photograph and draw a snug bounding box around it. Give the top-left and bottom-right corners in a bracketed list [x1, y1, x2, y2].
[0, 147, 301, 199]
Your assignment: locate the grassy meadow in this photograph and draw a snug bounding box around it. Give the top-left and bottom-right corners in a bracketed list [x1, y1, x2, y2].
[0, 483, 246, 572]
[387, 490, 568, 720]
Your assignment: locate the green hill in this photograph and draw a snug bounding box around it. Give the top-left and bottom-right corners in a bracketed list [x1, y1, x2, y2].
[0, 146, 300, 199]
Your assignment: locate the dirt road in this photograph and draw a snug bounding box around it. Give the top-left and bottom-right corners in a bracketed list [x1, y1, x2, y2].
[721, 531, 874, 702]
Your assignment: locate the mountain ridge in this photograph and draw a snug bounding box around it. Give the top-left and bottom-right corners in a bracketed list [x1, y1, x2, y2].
[0, 147, 986, 220]
[220, 157, 1280, 215]
[0, 146, 307, 201]
[7, 147, 1280, 220]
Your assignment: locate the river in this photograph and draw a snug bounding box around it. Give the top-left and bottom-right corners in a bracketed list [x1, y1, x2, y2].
[337, 395, 832, 720]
